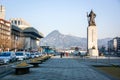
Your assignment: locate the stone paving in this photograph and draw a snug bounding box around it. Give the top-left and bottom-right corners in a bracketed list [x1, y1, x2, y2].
[0, 56, 115, 80]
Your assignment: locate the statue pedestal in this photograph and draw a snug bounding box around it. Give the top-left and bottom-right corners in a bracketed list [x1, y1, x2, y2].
[89, 49, 98, 56]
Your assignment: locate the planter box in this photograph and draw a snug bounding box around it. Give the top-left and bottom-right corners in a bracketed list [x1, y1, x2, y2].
[12, 65, 33, 75]
[28, 61, 41, 67]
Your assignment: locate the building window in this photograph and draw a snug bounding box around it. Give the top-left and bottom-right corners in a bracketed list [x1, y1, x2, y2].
[14, 20, 17, 25]
[18, 21, 20, 25]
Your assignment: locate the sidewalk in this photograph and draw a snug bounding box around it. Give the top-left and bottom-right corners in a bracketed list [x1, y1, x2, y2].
[0, 56, 113, 80]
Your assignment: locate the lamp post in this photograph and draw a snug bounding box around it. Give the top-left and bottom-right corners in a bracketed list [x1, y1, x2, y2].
[14, 38, 16, 52]
[15, 36, 18, 52]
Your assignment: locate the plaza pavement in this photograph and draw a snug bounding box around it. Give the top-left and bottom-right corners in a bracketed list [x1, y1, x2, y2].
[0, 56, 117, 80]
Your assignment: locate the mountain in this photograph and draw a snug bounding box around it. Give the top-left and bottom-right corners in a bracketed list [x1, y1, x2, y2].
[98, 38, 111, 49]
[40, 30, 111, 50]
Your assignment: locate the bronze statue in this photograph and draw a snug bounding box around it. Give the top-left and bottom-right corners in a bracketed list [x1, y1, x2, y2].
[87, 10, 96, 26]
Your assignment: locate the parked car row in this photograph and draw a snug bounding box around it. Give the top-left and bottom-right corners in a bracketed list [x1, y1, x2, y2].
[0, 51, 43, 65]
[30, 52, 43, 58]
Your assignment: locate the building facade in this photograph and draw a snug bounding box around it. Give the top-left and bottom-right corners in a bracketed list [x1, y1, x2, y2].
[11, 24, 23, 51]
[10, 18, 43, 51]
[108, 37, 120, 56]
[23, 27, 43, 51]
[0, 5, 11, 51]
[9, 18, 30, 30]
[0, 19, 11, 51]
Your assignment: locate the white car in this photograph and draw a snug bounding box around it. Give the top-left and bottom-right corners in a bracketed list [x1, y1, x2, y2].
[15, 51, 27, 60]
[0, 52, 16, 64]
[25, 52, 31, 59]
[31, 53, 36, 58]
[34, 52, 41, 57]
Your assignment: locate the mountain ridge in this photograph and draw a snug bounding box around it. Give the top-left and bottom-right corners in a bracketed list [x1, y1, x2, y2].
[40, 30, 111, 50]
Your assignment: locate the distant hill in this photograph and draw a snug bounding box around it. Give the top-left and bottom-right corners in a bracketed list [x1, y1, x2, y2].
[98, 38, 112, 49]
[40, 30, 111, 50]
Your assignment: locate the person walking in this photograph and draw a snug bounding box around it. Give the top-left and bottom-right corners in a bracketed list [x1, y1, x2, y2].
[60, 52, 63, 58]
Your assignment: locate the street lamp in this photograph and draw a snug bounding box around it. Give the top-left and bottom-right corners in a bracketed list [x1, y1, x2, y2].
[15, 36, 18, 52]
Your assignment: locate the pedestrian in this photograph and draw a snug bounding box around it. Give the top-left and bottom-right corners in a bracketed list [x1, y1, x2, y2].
[60, 52, 63, 58]
[66, 52, 69, 57]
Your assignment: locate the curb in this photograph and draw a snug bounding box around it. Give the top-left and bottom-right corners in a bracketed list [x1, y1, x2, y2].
[0, 70, 13, 79]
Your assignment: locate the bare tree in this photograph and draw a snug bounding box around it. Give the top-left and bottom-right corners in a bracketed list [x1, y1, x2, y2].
[0, 37, 11, 51]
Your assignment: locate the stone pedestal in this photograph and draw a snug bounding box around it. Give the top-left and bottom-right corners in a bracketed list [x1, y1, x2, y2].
[89, 49, 98, 56]
[87, 26, 99, 56]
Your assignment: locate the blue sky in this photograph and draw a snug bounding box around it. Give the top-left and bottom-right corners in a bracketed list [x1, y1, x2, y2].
[1, 0, 120, 39]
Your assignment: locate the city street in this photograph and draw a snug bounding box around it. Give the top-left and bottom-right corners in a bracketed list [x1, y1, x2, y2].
[0, 1, 120, 80]
[0, 56, 118, 80]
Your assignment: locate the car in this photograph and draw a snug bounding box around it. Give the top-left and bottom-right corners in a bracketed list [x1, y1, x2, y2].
[15, 51, 27, 60]
[73, 51, 80, 56]
[39, 53, 43, 57]
[34, 52, 41, 57]
[0, 52, 16, 64]
[31, 53, 36, 58]
[25, 52, 31, 59]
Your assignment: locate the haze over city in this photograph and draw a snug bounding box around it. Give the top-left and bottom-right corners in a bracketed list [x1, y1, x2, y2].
[1, 0, 120, 39]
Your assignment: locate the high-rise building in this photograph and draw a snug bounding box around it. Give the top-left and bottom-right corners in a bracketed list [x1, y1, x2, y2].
[0, 5, 5, 19]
